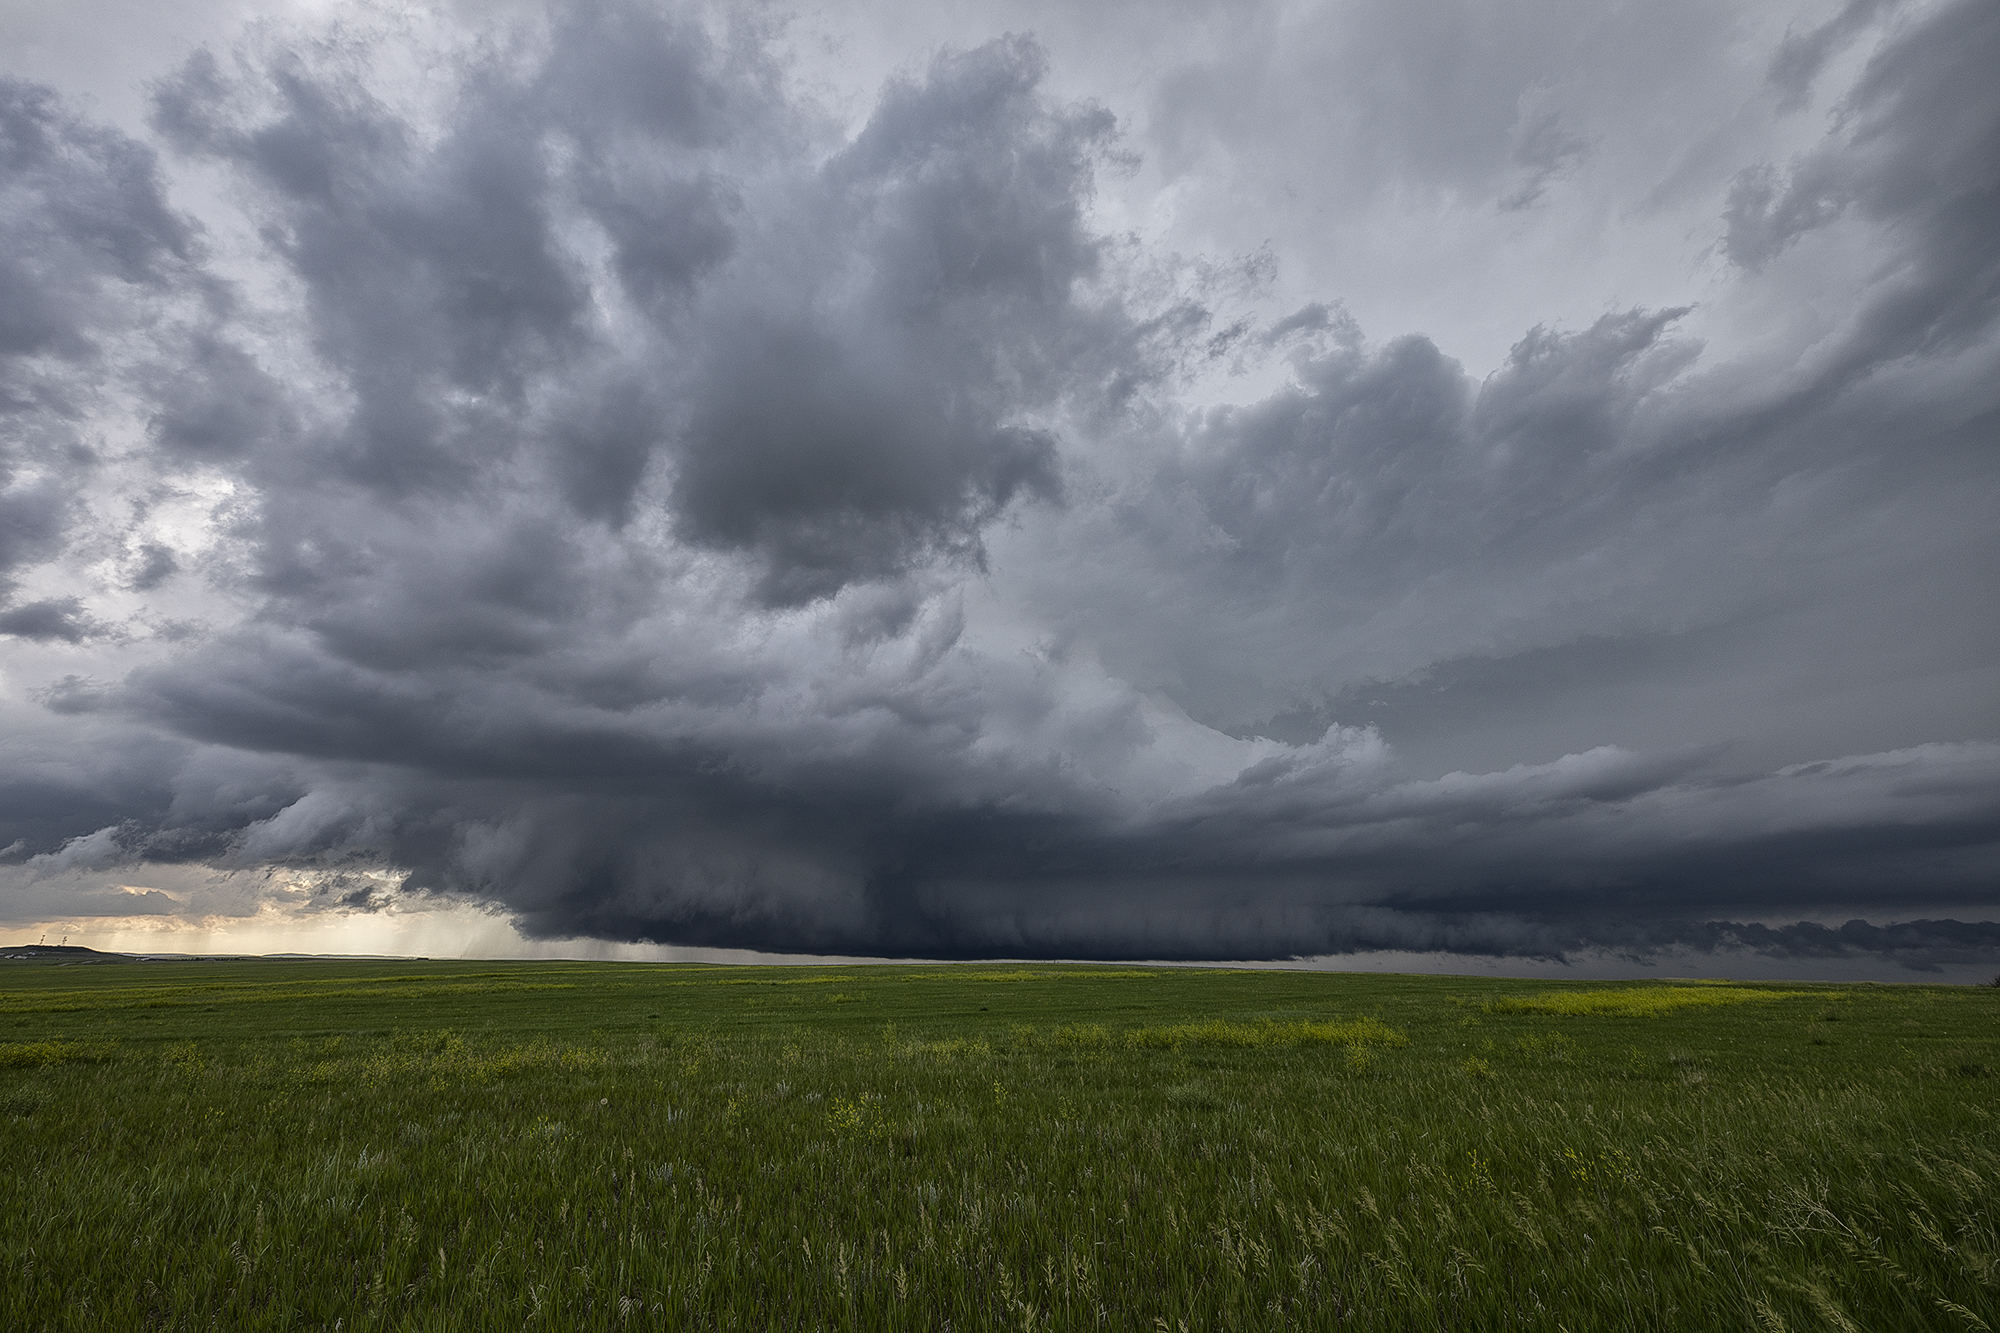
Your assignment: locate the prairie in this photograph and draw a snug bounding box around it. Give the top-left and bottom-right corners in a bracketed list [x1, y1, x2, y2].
[0, 959, 1994, 1330]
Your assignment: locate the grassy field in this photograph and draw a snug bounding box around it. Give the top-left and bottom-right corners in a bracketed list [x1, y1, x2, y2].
[0, 958, 1995, 1331]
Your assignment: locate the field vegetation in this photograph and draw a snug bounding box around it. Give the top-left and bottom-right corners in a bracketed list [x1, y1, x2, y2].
[1, 959, 1995, 1330]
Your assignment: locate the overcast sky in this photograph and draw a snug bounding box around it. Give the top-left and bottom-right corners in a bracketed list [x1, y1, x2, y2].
[1, 0, 1995, 976]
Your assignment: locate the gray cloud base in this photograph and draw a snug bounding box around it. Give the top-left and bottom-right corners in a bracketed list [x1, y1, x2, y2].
[1, 0, 1996, 970]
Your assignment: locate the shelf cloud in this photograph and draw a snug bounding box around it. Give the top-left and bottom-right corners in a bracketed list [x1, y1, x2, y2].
[1, 0, 1995, 973]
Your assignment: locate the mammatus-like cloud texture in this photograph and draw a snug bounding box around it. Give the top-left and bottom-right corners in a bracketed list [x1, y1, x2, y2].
[0, 0, 1995, 970]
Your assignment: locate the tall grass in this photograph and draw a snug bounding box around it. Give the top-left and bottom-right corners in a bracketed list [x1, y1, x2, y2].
[0, 962, 1993, 1330]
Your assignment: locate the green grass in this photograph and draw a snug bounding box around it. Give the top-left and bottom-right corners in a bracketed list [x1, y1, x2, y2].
[0, 961, 1995, 1331]
[1481, 984, 1811, 1017]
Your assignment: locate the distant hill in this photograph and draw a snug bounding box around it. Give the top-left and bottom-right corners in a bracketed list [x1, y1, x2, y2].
[0, 944, 135, 965]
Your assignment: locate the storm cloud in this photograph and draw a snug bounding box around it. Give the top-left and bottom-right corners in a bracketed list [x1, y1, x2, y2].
[0, 0, 1995, 973]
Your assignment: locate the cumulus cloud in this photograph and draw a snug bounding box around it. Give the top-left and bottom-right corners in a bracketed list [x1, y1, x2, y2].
[0, 0, 1994, 972]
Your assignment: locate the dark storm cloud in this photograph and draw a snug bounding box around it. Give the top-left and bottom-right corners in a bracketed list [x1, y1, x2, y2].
[0, 478, 69, 598]
[146, 332, 294, 464]
[667, 37, 1125, 602]
[0, 78, 202, 609]
[1023, 308, 1748, 738]
[0, 597, 105, 643]
[0, 81, 195, 355]
[2, 0, 1996, 971]
[126, 542, 179, 592]
[1035, 0, 2000, 759]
